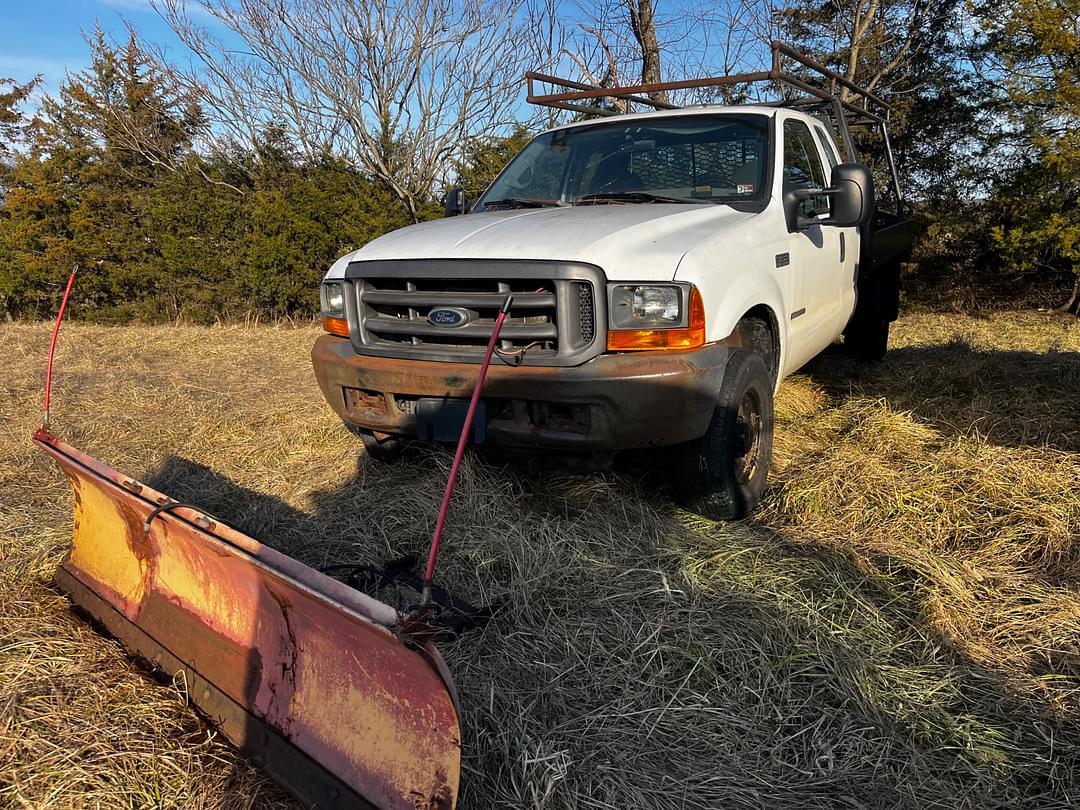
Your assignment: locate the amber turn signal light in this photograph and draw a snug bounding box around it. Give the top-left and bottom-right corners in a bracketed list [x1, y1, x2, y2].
[322, 316, 350, 338]
[607, 287, 706, 351]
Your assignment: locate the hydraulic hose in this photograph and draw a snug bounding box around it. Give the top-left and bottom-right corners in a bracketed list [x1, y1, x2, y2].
[421, 294, 513, 604]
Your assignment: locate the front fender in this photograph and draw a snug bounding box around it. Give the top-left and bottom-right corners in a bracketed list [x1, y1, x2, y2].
[675, 232, 788, 380]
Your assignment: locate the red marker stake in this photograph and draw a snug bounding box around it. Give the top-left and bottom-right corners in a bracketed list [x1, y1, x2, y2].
[43, 265, 80, 432]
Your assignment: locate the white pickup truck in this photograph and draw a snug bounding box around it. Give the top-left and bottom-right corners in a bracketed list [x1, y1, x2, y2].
[312, 80, 914, 519]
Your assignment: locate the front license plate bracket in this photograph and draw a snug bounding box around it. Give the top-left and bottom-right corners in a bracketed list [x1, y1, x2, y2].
[416, 398, 486, 444]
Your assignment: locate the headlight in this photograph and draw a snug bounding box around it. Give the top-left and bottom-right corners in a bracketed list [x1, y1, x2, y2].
[606, 284, 706, 351]
[321, 282, 345, 316]
[609, 284, 684, 329]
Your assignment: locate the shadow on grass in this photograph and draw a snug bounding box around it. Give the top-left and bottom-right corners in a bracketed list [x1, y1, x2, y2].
[144, 453, 438, 575]
[133, 451, 1078, 809]
[806, 341, 1080, 451]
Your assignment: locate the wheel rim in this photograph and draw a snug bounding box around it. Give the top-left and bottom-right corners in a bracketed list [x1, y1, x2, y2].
[733, 388, 763, 485]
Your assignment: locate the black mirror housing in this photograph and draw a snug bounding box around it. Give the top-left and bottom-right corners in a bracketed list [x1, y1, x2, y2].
[444, 186, 467, 217]
[782, 163, 875, 232]
[826, 163, 874, 228]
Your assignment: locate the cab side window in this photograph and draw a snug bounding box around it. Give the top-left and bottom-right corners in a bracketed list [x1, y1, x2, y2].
[782, 120, 828, 218]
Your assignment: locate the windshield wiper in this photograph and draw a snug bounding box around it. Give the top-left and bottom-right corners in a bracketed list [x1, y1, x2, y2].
[576, 191, 703, 205]
[482, 197, 557, 210]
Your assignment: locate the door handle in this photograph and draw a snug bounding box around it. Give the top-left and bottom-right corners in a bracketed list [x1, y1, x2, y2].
[839, 232, 846, 263]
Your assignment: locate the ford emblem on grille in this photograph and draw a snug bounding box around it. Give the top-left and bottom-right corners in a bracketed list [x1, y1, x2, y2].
[428, 307, 470, 327]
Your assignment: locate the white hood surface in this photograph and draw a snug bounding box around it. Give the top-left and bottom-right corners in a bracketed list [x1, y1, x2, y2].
[328, 204, 757, 281]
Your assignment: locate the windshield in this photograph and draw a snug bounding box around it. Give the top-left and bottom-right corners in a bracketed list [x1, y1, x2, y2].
[475, 114, 769, 210]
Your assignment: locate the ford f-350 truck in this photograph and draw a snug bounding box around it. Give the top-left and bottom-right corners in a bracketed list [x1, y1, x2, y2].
[311, 46, 914, 519]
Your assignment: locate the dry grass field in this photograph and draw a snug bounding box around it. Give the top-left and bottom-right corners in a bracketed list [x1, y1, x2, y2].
[2, 311, 1079, 809]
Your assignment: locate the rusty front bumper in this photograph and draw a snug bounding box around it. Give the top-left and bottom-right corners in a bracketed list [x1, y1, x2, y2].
[312, 336, 731, 450]
[35, 429, 460, 810]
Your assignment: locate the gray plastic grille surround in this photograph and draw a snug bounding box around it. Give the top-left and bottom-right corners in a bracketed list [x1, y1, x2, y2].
[342, 259, 608, 367]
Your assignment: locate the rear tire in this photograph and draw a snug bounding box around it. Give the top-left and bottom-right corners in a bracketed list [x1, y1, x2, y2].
[673, 350, 774, 520]
[346, 425, 407, 462]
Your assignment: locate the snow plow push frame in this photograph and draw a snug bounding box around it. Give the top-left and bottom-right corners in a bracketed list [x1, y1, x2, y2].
[34, 268, 515, 808]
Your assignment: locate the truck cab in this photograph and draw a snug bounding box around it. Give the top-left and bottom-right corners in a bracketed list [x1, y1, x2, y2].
[312, 55, 913, 519]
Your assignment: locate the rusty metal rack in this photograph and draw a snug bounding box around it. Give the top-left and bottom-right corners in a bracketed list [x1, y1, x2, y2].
[525, 40, 904, 210]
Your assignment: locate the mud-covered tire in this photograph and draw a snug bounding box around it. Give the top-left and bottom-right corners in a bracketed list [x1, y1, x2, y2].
[734, 316, 778, 381]
[673, 350, 774, 520]
[346, 424, 407, 462]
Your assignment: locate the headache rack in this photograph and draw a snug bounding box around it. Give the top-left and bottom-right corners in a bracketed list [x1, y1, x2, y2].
[525, 40, 904, 215]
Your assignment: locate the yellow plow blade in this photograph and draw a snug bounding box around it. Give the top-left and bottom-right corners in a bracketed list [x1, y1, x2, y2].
[35, 429, 460, 810]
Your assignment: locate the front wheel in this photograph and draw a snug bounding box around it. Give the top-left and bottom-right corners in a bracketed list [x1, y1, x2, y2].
[672, 350, 775, 520]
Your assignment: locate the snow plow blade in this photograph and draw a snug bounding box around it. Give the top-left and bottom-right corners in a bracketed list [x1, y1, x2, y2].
[34, 429, 460, 810]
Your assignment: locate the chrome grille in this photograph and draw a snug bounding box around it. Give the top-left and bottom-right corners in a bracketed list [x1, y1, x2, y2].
[361, 278, 559, 354]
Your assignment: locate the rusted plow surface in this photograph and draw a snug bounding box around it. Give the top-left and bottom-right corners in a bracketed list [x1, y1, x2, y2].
[35, 429, 460, 810]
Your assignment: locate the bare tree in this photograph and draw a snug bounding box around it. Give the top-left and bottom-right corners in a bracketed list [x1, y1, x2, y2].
[562, 0, 671, 112]
[564, 0, 775, 109]
[776, 0, 938, 99]
[849, 0, 932, 97]
[520, 0, 573, 128]
[674, 0, 779, 104]
[150, 0, 544, 220]
[627, 1, 668, 105]
[561, 2, 634, 112]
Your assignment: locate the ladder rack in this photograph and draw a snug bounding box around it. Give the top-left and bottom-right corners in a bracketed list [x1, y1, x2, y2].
[525, 41, 903, 210]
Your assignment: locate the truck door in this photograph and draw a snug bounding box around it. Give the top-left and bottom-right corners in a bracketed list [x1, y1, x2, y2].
[780, 118, 847, 362]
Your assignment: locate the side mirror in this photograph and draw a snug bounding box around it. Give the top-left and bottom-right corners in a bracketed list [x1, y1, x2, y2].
[782, 163, 875, 232]
[444, 186, 467, 217]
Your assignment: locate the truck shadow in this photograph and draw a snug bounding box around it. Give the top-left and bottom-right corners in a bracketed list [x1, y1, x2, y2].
[806, 339, 1080, 451]
[144, 454, 433, 576]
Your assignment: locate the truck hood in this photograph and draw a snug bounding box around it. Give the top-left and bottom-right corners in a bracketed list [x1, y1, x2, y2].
[328, 204, 756, 281]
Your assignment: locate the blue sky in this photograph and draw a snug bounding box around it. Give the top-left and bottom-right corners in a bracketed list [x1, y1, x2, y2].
[0, 0, 198, 98]
[0, 1, 746, 96]
[0, 1, 773, 119]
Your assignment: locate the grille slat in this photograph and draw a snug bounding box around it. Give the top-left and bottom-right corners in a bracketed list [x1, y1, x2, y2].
[364, 290, 556, 309]
[365, 317, 558, 341]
